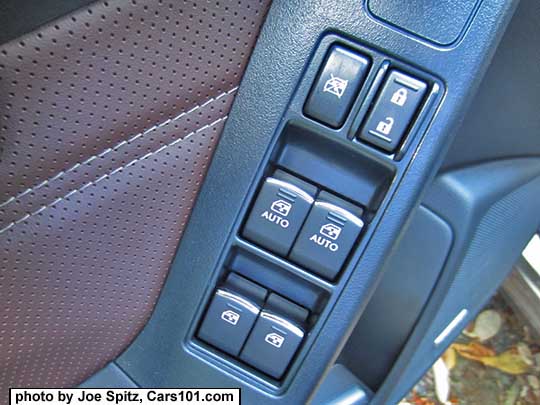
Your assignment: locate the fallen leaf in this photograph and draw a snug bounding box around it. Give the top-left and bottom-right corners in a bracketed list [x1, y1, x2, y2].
[503, 380, 520, 405]
[528, 375, 540, 390]
[452, 342, 530, 375]
[464, 321, 475, 335]
[478, 348, 531, 375]
[462, 309, 502, 341]
[433, 358, 450, 404]
[409, 392, 436, 405]
[520, 385, 529, 398]
[534, 353, 540, 372]
[516, 342, 534, 366]
[442, 346, 457, 370]
[452, 342, 496, 361]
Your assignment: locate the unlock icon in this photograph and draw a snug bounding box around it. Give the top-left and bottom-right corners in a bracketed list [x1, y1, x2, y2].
[376, 117, 394, 136]
[391, 88, 408, 106]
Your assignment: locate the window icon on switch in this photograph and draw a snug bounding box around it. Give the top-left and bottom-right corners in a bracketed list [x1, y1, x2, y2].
[320, 223, 342, 241]
[265, 332, 285, 349]
[270, 199, 292, 217]
[221, 309, 240, 326]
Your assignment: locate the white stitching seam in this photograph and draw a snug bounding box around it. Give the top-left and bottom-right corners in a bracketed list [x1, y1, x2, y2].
[0, 87, 238, 209]
[0, 116, 228, 235]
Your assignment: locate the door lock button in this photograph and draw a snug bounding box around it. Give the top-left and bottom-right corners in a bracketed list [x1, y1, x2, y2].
[198, 278, 266, 356]
[304, 45, 370, 128]
[242, 171, 317, 256]
[358, 70, 427, 152]
[290, 193, 364, 280]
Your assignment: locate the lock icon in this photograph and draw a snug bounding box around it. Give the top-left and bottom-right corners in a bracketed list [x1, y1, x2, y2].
[376, 117, 394, 135]
[391, 88, 408, 106]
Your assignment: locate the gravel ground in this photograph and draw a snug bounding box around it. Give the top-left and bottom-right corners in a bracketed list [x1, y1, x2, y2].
[403, 292, 540, 405]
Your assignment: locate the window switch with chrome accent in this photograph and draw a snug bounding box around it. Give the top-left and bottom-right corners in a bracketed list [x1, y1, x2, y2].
[197, 274, 267, 357]
[289, 192, 364, 280]
[242, 170, 317, 256]
[240, 294, 309, 379]
[358, 70, 427, 153]
[304, 45, 370, 128]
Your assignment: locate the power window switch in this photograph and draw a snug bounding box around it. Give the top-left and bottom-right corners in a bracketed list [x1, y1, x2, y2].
[198, 279, 266, 356]
[240, 295, 308, 379]
[242, 171, 317, 256]
[290, 192, 364, 280]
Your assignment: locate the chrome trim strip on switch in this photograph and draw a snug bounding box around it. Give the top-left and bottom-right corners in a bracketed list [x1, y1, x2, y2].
[266, 178, 315, 204]
[314, 201, 364, 228]
[216, 289, 260, 315]
[260, 312, 305, 337]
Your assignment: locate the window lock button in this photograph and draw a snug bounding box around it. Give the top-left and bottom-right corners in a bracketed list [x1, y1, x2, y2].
[304, 45, 370, 128]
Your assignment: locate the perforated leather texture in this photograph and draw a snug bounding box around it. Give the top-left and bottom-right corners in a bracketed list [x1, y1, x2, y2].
[0, 0, 270, 397]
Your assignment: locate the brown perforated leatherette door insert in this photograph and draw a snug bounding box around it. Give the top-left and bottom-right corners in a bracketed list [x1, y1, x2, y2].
[0, 0, 270, 397]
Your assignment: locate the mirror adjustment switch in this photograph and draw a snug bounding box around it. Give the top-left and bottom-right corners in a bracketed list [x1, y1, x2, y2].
[198, 285, 264, 357]
[358, 70, 427, 152]
[304, 45, 370, 128]
[290, 193, 364, 280]
[240, 295, 307, 379]
[242, 171, 316, 256]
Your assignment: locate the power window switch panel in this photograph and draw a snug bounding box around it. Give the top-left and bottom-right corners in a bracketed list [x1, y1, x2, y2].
[198, 288, 262, 356]
[304, 45, 370, 128]
[240, 300, 306, 379]
[358, 70, 427, 152]
[242, 171, 317, 256]
[290, 194, 364, 280]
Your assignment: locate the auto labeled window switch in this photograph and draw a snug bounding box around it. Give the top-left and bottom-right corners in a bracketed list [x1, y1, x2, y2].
[240, 295, 307, 379]
[242, 170, 317, 256]
[304, 45, 370, 128]
[358, 70, 427, 153]
[198, 281, 266, 356]
[289, 192, 364, 280]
